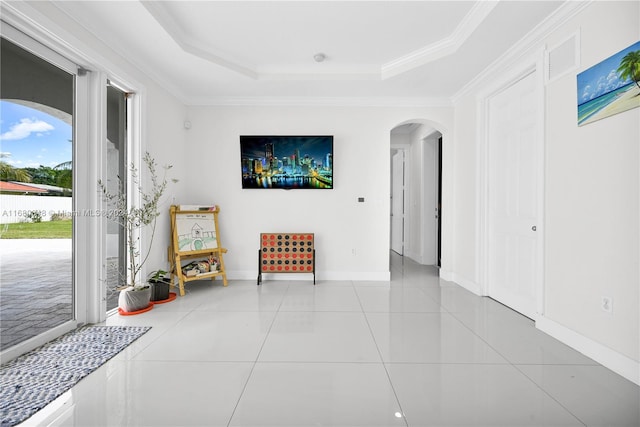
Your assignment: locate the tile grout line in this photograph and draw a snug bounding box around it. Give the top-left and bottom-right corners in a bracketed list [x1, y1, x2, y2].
[509, 363, 589, 426]
[354, 285, 410, 427]
[114, 309, 193, 362]
[225, 281, 290, 427]
[444, 307, 588, 426]
[381, 261, 589, 426]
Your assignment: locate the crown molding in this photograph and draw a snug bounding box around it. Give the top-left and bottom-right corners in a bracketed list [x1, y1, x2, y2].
[143, 0, 497, 82]
[381, 0, 499, 79]
[1, 0, 156, 98]
[452, 0, 592, 103]
[141, 0, 258, 79]
[47, 1, 190, 104]
[256, 70, 380, 81]
[1, 1, 87, 70]
[186, 96, 453, 108]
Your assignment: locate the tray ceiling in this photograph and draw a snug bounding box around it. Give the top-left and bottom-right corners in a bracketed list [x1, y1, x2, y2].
[43, 1, 567, 104]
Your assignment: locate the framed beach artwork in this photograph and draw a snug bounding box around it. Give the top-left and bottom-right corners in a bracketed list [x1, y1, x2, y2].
[577, 41, 640, 126]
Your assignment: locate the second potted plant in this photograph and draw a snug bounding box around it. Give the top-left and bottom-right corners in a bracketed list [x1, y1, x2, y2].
[148, 269, 171, 302]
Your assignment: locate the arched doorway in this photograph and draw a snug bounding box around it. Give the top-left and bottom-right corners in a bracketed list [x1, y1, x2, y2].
[390, 120, 444, 268]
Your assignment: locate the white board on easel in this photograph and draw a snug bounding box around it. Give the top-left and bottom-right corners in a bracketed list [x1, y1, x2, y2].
[175, 212, 218, 252]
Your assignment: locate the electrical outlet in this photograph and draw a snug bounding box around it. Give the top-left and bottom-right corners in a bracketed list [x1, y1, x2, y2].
[601, 296, 613, 313]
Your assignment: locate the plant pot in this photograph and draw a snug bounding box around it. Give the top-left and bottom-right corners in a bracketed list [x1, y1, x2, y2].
[149, 278, 171, 302]
[118, 286, 152, 313]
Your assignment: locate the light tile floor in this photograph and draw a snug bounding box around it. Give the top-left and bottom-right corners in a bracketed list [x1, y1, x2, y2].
[22, 253, 640, 426]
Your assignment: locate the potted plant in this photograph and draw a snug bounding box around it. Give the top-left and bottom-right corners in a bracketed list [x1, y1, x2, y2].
[148, 269, 171, 302]
[99, 152, 176, 313]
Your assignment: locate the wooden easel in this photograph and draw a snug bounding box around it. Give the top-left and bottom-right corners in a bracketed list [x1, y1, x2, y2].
[169, 205, 228, 296]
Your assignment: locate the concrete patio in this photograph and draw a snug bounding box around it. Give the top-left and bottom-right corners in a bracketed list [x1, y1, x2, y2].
[0, 239, 72, 351]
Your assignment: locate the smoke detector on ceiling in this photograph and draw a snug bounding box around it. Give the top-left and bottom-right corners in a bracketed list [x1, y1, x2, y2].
[313, 53, 326, 63]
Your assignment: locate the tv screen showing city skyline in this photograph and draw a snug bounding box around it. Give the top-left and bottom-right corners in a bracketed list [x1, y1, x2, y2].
[240, 135, 333, 189]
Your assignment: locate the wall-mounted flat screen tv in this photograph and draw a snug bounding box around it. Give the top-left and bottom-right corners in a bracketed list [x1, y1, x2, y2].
[240, 135, 333, 189]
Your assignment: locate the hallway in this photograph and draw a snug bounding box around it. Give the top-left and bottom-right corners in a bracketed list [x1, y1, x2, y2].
[26, 253, 639, 426]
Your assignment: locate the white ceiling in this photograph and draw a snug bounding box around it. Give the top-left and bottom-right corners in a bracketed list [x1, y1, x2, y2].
[49, 0, 565, 105]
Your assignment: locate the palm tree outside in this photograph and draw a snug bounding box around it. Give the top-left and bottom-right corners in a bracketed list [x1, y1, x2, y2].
[54, 160, 72, 192]
[0, 161, 32, 183]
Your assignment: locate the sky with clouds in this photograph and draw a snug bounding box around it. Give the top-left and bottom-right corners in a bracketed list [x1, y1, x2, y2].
[577, 41, 640, 105]
[0, 100, 72, 169]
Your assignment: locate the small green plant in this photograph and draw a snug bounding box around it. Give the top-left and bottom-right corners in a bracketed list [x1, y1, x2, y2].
[148, 269, 169, 282]
[99, 152, 177, 289]
[26, 210, 43, 223]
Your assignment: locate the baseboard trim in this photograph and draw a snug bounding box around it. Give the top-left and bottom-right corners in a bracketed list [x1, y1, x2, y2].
[439, 270, 482, 296]
[439, 269, 454, 282]
[536, 316, 640, 386]
[329, 271, 391, 281]
[227, 270, 390, 282]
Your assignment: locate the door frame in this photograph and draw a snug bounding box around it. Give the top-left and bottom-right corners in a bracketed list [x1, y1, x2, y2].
[437, 136, 442, 267]
[476, 52, 546, 318]
[390, 149, 406, 255]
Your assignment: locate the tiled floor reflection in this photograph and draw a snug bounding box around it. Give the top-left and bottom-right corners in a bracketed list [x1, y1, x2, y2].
[21, 253, 640, 426]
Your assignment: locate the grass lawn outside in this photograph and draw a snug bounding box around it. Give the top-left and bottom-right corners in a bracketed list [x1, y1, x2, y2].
[0, 219, 72, 239]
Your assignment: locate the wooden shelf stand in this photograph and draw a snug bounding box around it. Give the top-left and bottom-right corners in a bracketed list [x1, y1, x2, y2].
[169, 205, 228, 296]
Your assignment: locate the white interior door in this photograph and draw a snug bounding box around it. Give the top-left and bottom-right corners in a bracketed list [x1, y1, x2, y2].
[391, 150, 405, 255]
[487, 71, 540, 319]
[423, 138, 439, 265]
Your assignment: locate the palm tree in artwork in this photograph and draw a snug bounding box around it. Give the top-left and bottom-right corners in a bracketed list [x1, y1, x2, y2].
[617, 50, 640, 90]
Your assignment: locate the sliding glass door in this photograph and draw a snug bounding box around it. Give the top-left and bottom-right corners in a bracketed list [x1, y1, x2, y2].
[0, 34, 77, 354]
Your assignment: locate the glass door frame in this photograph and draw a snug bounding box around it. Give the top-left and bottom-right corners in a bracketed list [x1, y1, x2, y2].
[104, 81, 139, 313]
[0, 23, 81, 361]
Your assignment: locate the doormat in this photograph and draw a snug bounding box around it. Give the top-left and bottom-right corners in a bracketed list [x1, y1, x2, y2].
[0, 325, 151, 427]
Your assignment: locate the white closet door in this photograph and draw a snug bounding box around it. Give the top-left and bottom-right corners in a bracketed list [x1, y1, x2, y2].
[488, 71, 540, 319]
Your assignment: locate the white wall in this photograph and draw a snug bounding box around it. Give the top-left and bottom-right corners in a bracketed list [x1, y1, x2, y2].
[451, 1, 639, 382]
[450, 98, 478, 290]
[542, 1, 639, 372]
[183, 106, 452, 280]
[141, 86, 189, 276]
